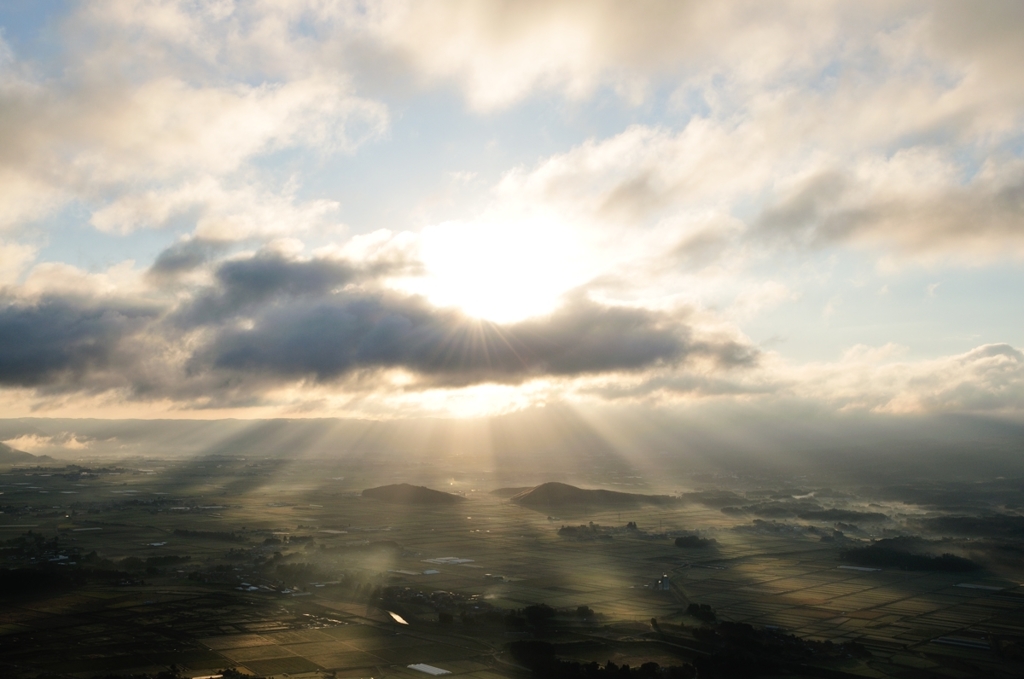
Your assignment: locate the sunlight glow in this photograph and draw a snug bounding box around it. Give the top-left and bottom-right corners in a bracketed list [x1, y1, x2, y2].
[416, 217, 587, 323]
[382, 381, 554, 419]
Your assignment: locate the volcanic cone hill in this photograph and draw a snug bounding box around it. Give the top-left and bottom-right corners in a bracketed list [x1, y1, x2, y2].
[510, 482, 676, 509]
[361, 483, 466, 505]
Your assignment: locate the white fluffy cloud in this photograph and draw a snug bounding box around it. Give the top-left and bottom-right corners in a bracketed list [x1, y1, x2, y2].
[487, 113, 1024, 267]
[90, 177, 343, 239]
[0, 240, 37, 287]
[361, 0, 859, 110]
[788, 343, 1024, 414]
[362, 1, 1024, 265]
[0, 6, 387, 234]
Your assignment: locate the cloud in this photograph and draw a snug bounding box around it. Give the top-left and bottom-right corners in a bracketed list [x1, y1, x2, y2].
[0, 242, 760, 408]
[580, 370, 777, 403]
[0, 70, 382, 196]
[89, 177, 344, 238]
[0, 240, 37, 286]
[0, 17, 386, 233]
[3, 433, 92, 452]
[175, 250, 361, 326]
[490, 114, 1024, 272]
[458, 0, 1024, 265]
[360, 0, 858, 111]
[6, 1, 1021, 259]
[0, 2, 1022, 421]
[194, 287, 753, 386]
[21, 260, 147, 299]
[729, 281, 798, 320]
[577, 340, 1024, 416]
[0, 294, 158, 387]
[148, 238, 225, 278]
[493, 124, 753, 226]
[754, 154, 1024, 259]
[790, 342, 1024, 414]
[2, 243, 1022, 421]
[925, 2, 1024, 120]
[66, 2, 1024, 121]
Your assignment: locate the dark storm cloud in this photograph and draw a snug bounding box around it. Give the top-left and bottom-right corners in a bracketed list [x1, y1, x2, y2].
[0, 296, 157, 386]
[0, 250, 759, 398]
[197, 290, 754, 384]
[175, 251, 359, 326]
[216, 252, 356, 300]
[510, 296, 758, 374]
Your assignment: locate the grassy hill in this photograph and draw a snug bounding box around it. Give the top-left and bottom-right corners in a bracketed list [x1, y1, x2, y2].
[361, 483, 466, 505]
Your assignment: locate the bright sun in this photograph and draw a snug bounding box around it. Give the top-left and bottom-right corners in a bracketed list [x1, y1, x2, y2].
[415, 217, 586, 324]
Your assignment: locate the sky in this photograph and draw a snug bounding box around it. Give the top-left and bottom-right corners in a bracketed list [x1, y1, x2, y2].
[0, 1, 1022, 425]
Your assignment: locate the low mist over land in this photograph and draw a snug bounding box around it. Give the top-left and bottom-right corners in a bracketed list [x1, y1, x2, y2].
[3, 406, 1023, 484]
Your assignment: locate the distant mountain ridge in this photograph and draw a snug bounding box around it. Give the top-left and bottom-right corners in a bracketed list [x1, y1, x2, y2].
[0, 442, 51, 465]
[510, 482, 676, 508]
[361, 483, 465, 505]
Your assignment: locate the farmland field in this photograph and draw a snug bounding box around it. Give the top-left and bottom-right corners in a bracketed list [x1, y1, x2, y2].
[3, 456, 1024, 678]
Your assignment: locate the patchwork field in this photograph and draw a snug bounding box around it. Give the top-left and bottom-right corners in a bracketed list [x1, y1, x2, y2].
[2, 457, 1024, 678]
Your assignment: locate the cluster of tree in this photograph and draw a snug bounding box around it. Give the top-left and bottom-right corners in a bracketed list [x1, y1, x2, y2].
[649, 618, 876, 677]
[674, 535, 716, 548]
[919, 514, 1024, 539]
[472, 603, 558, 630]
[685, 621, 870, 675]
[840, 543, 979, 572]
[434, 598, 598, 628]
[0, 567, 83, 597]
[490, 598, 876, 679]
[0, 548, 167, 598]
[0, 530, 72, 561]
[524, 603, 557, 627]
[172, 528, 245, 542]
[686, 603, 717, 623]
[88, 667, 252, 679]
[509, 640, 695, 678]
[558, 523, 614, 540]
[416, 596, 592, 632]
[817, 529, 846, 542]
